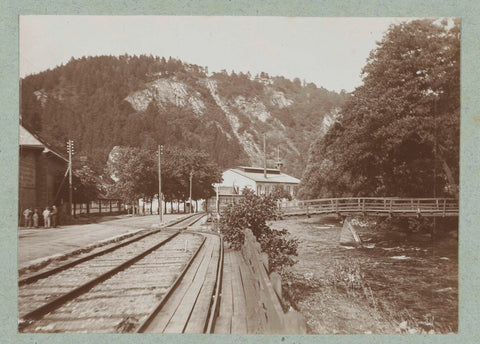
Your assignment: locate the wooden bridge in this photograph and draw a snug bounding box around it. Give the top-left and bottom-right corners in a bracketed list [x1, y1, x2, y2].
[281, 197, 459, 217]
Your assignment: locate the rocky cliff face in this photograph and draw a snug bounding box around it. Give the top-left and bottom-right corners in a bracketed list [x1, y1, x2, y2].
[124, 76, 304, 169]
[20, 55, 347, 177]
[125, 79, 206, 117]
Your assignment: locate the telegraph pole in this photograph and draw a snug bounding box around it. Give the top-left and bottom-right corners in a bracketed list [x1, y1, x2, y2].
[66, 140, 74, 216]
[158, 145, 164, 223]
[189, 170, 193, 213]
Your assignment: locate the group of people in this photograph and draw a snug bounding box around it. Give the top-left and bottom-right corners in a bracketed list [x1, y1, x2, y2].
[22, 205, 58, 229]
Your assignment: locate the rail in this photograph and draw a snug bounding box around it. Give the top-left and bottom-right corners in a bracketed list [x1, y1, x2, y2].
[19, 213, 200, 285]
[137, 232, 223, 333]
[282, 197, 458, 217]
[20, 231, 181, 323]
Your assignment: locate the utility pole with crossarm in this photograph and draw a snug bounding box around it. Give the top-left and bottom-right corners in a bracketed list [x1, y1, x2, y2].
[158, 145, 164, 223]
[189, 170, 193, 213]
[66, 140, 74, 216]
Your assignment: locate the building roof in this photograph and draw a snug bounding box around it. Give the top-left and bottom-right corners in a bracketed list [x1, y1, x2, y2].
[19, 125, 44, 147]
[217, 186, 239, 195]
[19, 124, 68, 162]
[229, 166, 300, 184]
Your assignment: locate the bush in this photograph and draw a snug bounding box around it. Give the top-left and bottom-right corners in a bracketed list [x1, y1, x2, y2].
[375, 216, 458, 236]
[219, 188, 298, 271]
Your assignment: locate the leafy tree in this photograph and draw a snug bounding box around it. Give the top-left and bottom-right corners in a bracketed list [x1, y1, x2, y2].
[219, 189, 298, 271]
[54, 163, 103, 204]
[104, 146, 158, 204]
[105, 145, 222, 206]
[161, 146, 223, 202]
[301, 19, 460, 198]
[71, 165, 104, 203]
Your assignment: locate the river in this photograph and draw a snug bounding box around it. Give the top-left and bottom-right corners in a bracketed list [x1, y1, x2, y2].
[270, 216, 458, 334]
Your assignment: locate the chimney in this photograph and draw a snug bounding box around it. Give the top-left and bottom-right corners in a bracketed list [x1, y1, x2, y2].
[275, 146, 283, 171]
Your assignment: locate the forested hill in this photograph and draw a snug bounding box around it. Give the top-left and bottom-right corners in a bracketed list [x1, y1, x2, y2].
[20, 55, 347, 177]
[299, 19, 460, 199]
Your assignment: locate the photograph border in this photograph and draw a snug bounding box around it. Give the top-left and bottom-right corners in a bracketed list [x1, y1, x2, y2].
[2, 0, 479, 343]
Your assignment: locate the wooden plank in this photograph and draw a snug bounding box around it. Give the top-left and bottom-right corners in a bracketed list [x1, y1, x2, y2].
[142, 240, 208, 333]
[230, 252, 248, 334]
[240, 247, 268, 333]
[247, 246, 284, 334]
[238, 253, 263, 334]
[184, 236, 220, 333]
[163, 239, 215, 333]
[214, 249, 234, 334]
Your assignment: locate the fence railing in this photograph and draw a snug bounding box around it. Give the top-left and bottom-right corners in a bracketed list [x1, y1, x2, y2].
[71, 199, 126, 216]
[282, 197, 458, 217]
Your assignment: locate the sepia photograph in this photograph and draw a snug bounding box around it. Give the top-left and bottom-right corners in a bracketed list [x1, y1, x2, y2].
[17, 16, 459, 334]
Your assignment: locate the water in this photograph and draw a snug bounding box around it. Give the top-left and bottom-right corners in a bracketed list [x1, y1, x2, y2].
[271, 216, 458, 333]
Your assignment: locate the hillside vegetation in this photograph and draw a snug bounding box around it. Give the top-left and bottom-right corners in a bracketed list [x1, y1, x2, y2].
[300, 19, 460, 199]
[21, 55, 347, 178]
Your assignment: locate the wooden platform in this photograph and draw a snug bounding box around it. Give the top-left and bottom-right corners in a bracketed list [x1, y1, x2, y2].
[141, 233, 220, 333]
[214, 245, 305, 334]
[214, 249, 247, 334]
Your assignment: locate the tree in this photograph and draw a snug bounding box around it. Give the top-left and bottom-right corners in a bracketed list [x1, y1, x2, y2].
[105, 146, 158, 204]
[105, 145, 222, 207]
[161, 147, 222, 202]
[301, 19, 460, 198]
[71, 165, 103, 203]
[219, 189, 298, 271]
[55, 163, 103, 204]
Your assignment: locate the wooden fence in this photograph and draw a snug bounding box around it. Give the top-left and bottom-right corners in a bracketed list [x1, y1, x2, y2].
[241, 228, 306, 334]
[282, 197, 459, 217]
[71, 199, 125, 216]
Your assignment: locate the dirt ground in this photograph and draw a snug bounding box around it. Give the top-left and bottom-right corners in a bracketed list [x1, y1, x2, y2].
[270, 216, 458, 334]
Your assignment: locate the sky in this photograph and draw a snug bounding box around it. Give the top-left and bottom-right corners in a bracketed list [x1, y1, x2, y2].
[20, 16, 410, 92]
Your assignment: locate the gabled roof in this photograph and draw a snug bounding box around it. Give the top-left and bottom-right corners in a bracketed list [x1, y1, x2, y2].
[19, 125, 44, 147]
[228, 167, 300, 184]
[237, 166, 282, 175]
[19, 124, 68, 162]
[217, 186, 239, 195]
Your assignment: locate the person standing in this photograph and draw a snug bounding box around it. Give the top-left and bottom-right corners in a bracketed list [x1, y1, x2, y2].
[51, 205, 58, 228]
[32, 209, 39, 228]
[42, 207, 51, 228]
[23, 208, 33, 228]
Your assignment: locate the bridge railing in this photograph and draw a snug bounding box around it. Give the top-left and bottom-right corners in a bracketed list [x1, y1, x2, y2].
[282, 197, 458, 217]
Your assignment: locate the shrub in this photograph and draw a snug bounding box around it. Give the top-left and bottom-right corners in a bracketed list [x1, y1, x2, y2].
[375, 216, 458, 236]
[219, 188, 298, 271]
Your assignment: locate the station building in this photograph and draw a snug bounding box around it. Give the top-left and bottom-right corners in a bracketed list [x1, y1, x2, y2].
[219, 166, 300, 197]
[207, 166, 300, 213]
[19, 124, 68, 216]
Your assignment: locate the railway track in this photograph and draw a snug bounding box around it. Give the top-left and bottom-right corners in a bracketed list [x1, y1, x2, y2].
[137, 231, 223, 333]
[18, 213, 224, 333]
[19, 214, 203, 283]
